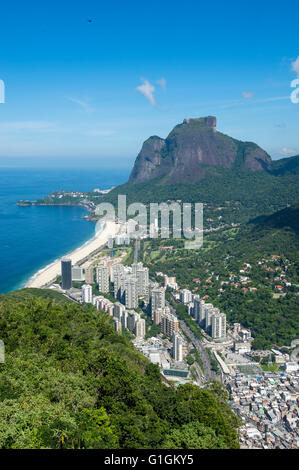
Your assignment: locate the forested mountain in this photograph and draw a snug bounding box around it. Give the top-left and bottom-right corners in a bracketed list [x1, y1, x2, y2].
[0, 291, 240, 449]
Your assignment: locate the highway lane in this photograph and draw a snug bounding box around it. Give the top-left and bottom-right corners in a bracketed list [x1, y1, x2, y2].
[166, 299, 220, 382]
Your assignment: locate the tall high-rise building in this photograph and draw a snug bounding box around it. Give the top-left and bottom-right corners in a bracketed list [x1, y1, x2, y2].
[173, 333, 183, 362]
[138, 267, 149, 298]
[205, 307, 219, 335]
[61, 258, 72, 290]
[198, 300, 207, 327]
[124, 276, 138, 309]
[180, 289, 192, 304]
[150, 287, 165, 320]
[82, 284, 93, 304]
[112, 264, 125, 298]
[135, 318, 146, 339]
[153, 308, 163, 325]
[194, 298, 207, 327]
[113, 302, 126, 320]
[132, 263, 149, 300]
[96, 265, 109, 293]
[211, 312, 226, 339]
[127, 311, 140, 332]
[161, 312, 179, 336]
[85, 266, 94, 284]
[193, 295, 201, 321]
[202, 303, 214, 331]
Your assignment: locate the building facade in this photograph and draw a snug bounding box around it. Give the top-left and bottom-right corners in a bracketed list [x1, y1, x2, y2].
[61, 258, 72, 290]
[82, 284, 93, 304]
[96, 265, 109, 293]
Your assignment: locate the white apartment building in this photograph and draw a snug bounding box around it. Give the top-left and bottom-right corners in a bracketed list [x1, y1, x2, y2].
[82, 284, 93, 304]
[112, 264, 125, 298]
[150, 287, 165, 320]
[180, 289, 192, 304]
[113, 301, 126, 320]
[96, 265, 109, 293]
[133, 263, 149, 300]
[135, 318, 146, 339]
[204, 305, 218, 333]
[211, 312, 226, 339]
[173, 332, 183, 362]
[124, 276, 139, 309]
[153, 307, 163, 325]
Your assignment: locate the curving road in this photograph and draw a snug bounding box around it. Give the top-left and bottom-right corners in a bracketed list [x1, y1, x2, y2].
[180, 319, 220, 382]
[166, 300, 220, 382]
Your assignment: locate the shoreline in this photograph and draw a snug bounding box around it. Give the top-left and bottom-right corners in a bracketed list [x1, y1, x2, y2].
[26, 219, 119, 289]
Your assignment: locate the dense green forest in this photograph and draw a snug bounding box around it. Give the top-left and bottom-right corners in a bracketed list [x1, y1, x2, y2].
[142, 205, 299, 349]
[0, 291, 240, 449]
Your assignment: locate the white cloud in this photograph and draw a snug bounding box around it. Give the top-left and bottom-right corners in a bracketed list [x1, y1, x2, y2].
[67, 97, 93, 112]
[136, 79, 156, 106]
[156, 77, 167, 90]
[291, 56, 299, 77]
[242, 91, 254, 99]
[281, 147, 296, 156]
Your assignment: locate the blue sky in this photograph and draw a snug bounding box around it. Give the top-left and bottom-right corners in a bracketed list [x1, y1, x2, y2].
[0, 0, 298, 167]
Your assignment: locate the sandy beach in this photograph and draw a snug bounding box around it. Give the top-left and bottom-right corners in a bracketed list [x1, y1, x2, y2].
[26, 220, 119, 288]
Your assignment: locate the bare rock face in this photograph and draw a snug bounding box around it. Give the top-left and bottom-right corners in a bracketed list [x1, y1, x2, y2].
[129, 117, 271, 184]
[129, 136, 166, 183]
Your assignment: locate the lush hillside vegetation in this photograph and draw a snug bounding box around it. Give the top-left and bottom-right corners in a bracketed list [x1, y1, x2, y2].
[0, 288, 73, 304]
[142, 205, 299, 349]
[0, 291, 240, 449]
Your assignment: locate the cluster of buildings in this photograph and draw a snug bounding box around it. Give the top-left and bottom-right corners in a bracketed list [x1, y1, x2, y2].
[93, 295, 146, 339]
[61, 258, 147, 339]
[61, 257, 183, 358]
[171, 287, 227, 341]
[109, 262, 184, 363]
[228, 372, 299, 449]
[111, 262, 150, 308]
[148, 284, 183, 362]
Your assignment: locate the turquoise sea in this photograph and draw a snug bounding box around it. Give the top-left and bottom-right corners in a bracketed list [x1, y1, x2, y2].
[0, 167, 129, 293]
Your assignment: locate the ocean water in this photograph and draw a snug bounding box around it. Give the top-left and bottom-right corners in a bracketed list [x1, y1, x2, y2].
[0, 167, 129, 293]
